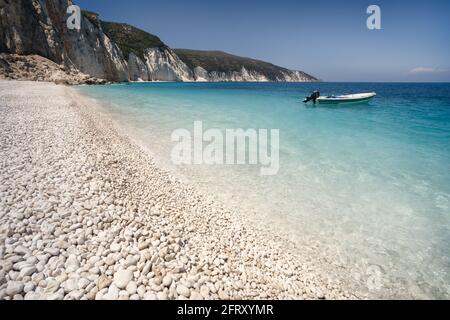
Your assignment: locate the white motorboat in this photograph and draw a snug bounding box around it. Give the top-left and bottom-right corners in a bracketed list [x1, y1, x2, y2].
[303, 91, 376, 104]
[316, 92, 377, 104]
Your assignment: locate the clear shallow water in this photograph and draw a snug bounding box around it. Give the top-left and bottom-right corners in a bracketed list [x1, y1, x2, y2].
[79, 82, 450, 298]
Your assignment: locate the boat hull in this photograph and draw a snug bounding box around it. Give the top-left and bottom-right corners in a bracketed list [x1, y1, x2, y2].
[316, 92, 376, 104]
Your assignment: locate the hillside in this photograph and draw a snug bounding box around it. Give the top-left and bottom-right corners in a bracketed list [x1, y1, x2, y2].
[81, 10, 316, 82]
[83, 10, 317, 82]
[174, 49, 317, 81]
[100, 22, 166, 61]
[1, 2, 317, 83]
[81, 10, 166, 62]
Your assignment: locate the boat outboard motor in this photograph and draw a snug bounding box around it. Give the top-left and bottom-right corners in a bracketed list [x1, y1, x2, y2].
[303, 90, 320, 103]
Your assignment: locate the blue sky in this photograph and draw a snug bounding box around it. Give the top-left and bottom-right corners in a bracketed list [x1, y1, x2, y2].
[76, 0, 450, 82]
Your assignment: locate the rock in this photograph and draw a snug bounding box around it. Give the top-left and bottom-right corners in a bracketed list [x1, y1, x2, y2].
[162, 275, 173, 287]
[55, 273, 68, 284]
[156, 292, 168, 300]
[113, 269, 133, 289]
[26, 256, 38, 265]
[176, 284, 190, 298]
[141, 261, 152, 276]
[207, 282, 218, 294]
[24, 282, 35, 293]
[190, 291, 203, 300]
[85, 288, 98, 300]
[14, 246, 29, 255]
[138, 240, 150, 250]
[19, 265, 37, 278]
[104, 256, 116, 266]
[143, 292, 157, 300]
[24, 292, 41, 300]
[44, 248, 60, 256]
[13, 261, 31, 271]
[78, 278, 90, 290]
[118, 290, 129, 300]
[104, 284, 119, 300]
[44, 278, 61, 294]
[85, 282, 96, 292]
[129, 294, 140, 300]
[65, 255, 80, 272]
[124, 255, 139, 267]
[183, 279, 194, 289]
[0, 270, 6, 286]
[95, 291, 104, 300]
[97, 275, 112, 290]
[218, 290, 229, 300]
[126, 281, 137, 295]
[56, 240, 69, 249]
[137, 285, 146, 297]
[153, 276, 162, 286]
[128, 53, 150, 81]
[63, 278, 79, 293]
[200, 285, 210, 298]
[2, 260, 13, 273]
[6, 281, 24, 296]
[47, 290, 64, 300]
[89, 266, 100, 275]
[105, 195, 114, 205]
[110, 243, 121, 252]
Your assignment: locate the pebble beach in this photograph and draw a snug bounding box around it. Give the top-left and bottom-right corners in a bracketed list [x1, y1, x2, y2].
[0, 80, 351, 300]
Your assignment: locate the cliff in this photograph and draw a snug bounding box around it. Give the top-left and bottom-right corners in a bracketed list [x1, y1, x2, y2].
[99, 20, 195, 81]
[175, 49, 317, 82]
[0, 53, 107, 84]
[0, 0, 128, 82]
[0, 0, 317, 83]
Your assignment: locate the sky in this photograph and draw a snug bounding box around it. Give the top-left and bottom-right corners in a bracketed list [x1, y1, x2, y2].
[75, 0, 450, 82]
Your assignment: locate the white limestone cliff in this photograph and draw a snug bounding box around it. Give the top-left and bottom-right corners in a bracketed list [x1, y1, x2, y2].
[192, 66, 209, 82]
[0, 0, 317, 83]
[65, 16, 129, 82]
[127, 53, 149, 81]
[0, 0, 128, 82]
[143, 47, 194, 81]
[201, 67, 270, 82]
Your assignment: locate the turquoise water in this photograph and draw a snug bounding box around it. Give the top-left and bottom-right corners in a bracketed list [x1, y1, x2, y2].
[79, 82, 450, 298]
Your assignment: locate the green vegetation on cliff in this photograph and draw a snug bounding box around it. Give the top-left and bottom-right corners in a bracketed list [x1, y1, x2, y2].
[80, 11, 316, 81]
[81, 10, 101, 28]
[174, 49, 317, 81]
[100, 21, 165, 60]
[82, 11, 165, 61]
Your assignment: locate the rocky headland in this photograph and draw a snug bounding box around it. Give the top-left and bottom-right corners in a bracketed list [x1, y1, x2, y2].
[0, 0, 318, 84]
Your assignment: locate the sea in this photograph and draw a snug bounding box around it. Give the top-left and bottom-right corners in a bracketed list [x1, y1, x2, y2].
[78, 82, 450, 299]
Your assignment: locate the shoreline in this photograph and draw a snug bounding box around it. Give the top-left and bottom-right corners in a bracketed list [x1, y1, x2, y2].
[0, 80, 351, 300]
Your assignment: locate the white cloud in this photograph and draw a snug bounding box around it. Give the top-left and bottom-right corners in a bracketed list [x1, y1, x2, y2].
[410, 67, 449, 74]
